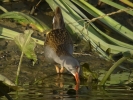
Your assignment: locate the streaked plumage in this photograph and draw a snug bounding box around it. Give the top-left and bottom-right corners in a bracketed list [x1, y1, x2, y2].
[45, 29, 73, 56]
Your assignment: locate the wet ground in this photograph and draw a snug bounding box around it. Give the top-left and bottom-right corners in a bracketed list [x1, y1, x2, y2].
[0, 0, 133, 100]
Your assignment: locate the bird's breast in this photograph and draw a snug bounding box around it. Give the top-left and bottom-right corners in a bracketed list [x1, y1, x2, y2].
[44, 45, 60, 63]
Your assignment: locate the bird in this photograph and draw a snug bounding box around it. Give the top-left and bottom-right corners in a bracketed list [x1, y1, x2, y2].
[44, 7, 81, 90]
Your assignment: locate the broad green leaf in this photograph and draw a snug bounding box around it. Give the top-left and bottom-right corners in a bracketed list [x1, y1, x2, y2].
[14, 30, 37, 64]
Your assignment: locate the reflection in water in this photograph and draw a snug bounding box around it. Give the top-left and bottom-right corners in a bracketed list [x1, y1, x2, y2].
[55, 74, 64, 88]
[0, 74, 133, 100]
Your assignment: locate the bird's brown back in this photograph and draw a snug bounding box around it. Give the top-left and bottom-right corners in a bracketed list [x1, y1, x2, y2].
[45, 29, 73, 56]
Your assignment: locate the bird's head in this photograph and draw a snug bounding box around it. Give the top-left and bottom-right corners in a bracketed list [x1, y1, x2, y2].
[60, 56, 81, 90]
[52, 7, 65, 29]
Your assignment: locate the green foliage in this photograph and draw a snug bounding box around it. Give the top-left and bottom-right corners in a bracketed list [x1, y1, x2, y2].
[0, 26, 44, 45]
[14, 30, 37, 64]
[81, 63, 98, 82]
[99, 52, 131, 85]
[101, 0, 133, 16]
[14, 30, 37, 85]
[0, 11, 49, 32]
[120, 0, 133, 8]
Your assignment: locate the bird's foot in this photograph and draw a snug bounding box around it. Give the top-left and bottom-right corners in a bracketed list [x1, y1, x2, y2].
[55, 65, 64, 74]
[60, 67, 64, 73]
[55, 65, 60, 73]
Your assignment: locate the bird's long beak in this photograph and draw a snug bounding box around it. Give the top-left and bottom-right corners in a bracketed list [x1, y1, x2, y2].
[74, 72, 80, 91]
[75, 72, 80, 84]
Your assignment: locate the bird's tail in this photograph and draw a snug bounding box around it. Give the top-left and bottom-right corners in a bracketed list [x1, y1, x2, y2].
[52, 7, 65, 29]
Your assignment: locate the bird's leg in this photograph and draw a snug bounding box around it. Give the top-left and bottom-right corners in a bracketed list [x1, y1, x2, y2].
[55, 65, 60, 73]
[60, 67, 64, 73]
[55, 65, 64, 73]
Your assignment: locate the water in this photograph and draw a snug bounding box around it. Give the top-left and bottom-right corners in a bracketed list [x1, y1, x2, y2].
[0, 74, 133, 100]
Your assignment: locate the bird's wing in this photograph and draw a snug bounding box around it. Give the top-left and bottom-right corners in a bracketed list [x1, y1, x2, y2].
[45, 29, 73, 56]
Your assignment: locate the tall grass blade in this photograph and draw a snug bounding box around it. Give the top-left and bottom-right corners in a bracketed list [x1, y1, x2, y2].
[101, 0, 133, 16]
[120, 0, 133, 8]
[72, 0, 133, 41]
[65, 0, 133, 50]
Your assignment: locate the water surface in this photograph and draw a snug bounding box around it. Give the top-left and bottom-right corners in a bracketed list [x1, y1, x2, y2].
[0, 74, 133, 100]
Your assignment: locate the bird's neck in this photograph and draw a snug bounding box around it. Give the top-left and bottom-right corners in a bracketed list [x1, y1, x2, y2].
[60, 56, 79, 67]
[54, 55, 73, 65]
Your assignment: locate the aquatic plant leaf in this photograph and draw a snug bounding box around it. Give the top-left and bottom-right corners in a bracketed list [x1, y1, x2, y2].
[99, 52, 130, 86]
[0, 74, 15, 86]
[99, 71, 130, 86]
[81, 63, 98, 83]
[73, 0, 133, 41]
[14, 30, 37, 64]
[66, 0, 133, 50]
[120, 0, 133, 8]
[0, 11, 49, 32]
[0, 26, 44, 45]
[0, 35, 12, 39]
[0, 74, 24, 91]
[0, 6, 8, 13]
[101, 0, 133, 16]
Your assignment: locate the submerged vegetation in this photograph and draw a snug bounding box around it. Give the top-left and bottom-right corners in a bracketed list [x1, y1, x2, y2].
[0, 0, 133, 97]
